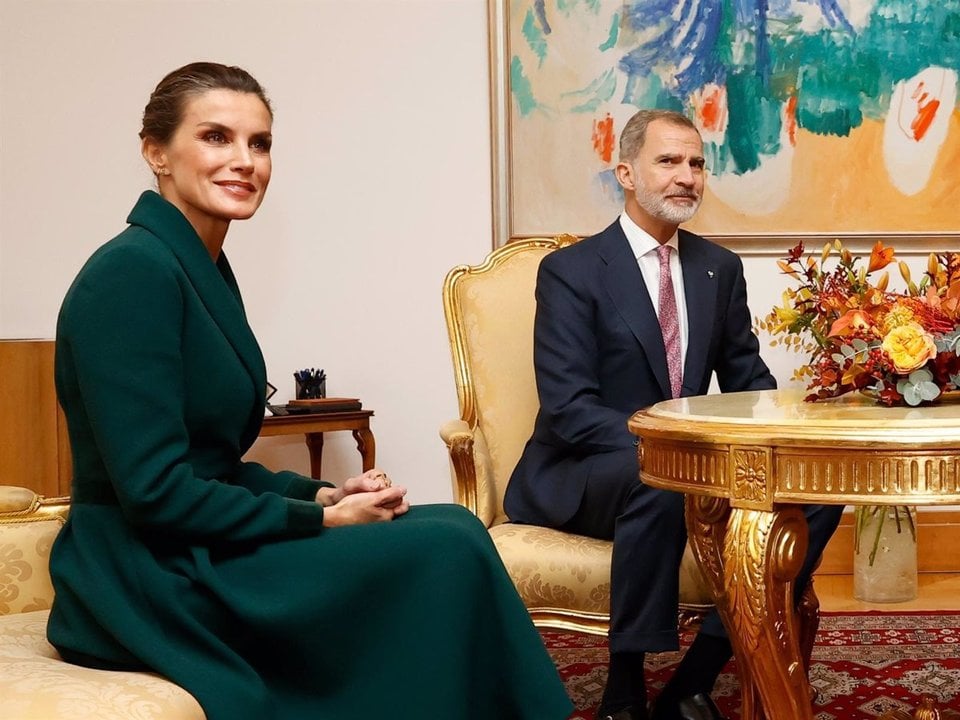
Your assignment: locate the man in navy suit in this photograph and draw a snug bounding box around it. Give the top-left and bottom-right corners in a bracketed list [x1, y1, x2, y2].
[505, 109, 842, 720]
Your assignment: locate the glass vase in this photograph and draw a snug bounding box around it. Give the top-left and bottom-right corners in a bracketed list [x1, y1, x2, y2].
[853, 505, 918, 603]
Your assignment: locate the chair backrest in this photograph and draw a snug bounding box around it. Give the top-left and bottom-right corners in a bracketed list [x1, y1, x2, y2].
[0, 486, 69, 616]
[442, 236, 579, 525]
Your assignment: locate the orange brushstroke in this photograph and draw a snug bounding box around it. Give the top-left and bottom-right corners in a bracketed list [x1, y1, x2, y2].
[691, 84, 727, 134]
[592, 114, 615, 163]
[699, 88, 724, 131]
[910, 81, 940, 141]
[785, 95, 798, 146]
[912, 99, 940, 141]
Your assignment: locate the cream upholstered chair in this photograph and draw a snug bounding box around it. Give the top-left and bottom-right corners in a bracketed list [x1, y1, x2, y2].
[440, 236, 713, 635]
[0, 486, 204, 720]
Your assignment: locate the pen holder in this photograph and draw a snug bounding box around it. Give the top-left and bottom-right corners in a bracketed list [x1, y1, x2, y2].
[295, 376, 326, 400]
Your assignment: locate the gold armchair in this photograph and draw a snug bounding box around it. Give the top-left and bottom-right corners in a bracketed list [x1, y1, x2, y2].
[440, 236, 713, 635]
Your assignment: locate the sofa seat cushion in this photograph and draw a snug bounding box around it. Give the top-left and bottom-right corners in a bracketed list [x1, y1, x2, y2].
[0, 610, 204, 720]
[489, 522, 714, 614]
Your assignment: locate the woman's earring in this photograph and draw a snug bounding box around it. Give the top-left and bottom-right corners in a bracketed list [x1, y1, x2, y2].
[156, 167, 170, 176]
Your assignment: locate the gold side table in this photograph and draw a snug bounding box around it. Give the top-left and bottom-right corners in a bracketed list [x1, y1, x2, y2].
[629, 388, 960, 720]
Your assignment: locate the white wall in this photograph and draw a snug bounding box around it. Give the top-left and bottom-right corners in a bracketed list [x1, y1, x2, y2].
[0, 0, 492, 503]
[0, 0, 936, 504]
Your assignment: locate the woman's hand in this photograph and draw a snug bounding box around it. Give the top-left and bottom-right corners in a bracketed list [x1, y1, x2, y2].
[342, 468, 393, 495]
[315, 468, 395, 507]
[322, 486, 410, 527]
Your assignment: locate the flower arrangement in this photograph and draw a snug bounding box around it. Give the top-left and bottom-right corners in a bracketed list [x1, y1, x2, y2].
[757, 240, 960, 569]
[757, 240, 960, 407]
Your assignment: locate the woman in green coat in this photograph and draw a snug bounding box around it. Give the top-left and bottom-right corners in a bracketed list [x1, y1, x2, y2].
[48, 61, 572, 720]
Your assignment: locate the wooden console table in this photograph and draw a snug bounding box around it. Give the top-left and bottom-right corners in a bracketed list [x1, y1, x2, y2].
[629, 389, 960, 720]
[260, 410, 375, 479]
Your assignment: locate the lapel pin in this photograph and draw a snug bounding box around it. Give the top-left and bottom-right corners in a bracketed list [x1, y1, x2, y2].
[707, 270, 715, 278]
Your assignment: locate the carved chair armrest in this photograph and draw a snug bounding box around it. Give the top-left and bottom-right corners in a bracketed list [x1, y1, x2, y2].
[438, 419, 496, 527]
[0, 485, 42, 514]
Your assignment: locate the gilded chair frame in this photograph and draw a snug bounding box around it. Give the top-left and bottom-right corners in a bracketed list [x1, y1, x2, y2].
[442, 235, 579, 518]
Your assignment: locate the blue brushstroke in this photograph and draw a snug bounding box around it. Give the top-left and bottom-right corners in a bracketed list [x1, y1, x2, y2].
[619, 0, 726, 99]
[534, 0, 551, 34]
[597, 169, 625, 205]
[815, 0, 855, 32]
[752, 0, 772, 86]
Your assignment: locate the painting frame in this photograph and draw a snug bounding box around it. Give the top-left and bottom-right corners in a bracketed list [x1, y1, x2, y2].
[488, 0, 960, 255]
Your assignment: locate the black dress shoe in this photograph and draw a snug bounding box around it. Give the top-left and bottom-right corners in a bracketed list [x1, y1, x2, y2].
[595, 704, 649, 720]
[650, 692, 727, 720]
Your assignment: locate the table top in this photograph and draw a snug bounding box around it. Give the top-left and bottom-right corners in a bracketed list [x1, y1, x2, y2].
[260, 410, 373, 435]
[628, 389, 960, 508]
[630, 388, 960, 448]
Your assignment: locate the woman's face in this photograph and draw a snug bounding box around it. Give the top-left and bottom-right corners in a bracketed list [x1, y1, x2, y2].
[146, 89, 273, 238]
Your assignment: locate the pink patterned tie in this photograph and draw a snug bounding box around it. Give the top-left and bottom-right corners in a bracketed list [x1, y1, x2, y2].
[657, 244, 682, 398]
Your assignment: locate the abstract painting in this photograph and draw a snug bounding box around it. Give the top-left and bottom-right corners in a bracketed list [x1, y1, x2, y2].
[496, 0, 960, 248]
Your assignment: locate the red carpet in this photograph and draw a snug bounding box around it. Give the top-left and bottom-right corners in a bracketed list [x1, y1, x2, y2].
[543, 611, 960, 719]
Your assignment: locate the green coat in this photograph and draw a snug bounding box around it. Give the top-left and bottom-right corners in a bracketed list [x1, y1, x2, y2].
[48, 191, 572, 720]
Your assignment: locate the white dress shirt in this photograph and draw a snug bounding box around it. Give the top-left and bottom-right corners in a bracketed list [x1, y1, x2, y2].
[618, 213, 688, 374]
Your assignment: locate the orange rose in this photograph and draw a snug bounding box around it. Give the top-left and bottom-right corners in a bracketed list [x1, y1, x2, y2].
[881, 322, 937, 373]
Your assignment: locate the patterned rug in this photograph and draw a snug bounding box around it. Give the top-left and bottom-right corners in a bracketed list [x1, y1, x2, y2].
[543, 611, 960, 720]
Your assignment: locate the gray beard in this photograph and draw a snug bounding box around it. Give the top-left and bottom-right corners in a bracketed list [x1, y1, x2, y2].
[634, 184, 701, 225]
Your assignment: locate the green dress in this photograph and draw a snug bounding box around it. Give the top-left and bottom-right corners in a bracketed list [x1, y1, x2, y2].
[48, 191, 572, 720]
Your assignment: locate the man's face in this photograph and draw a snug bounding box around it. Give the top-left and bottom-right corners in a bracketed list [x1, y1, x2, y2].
[619, 120, 705, 229]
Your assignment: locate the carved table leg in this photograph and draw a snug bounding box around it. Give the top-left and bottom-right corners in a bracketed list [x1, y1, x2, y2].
[797, 569, 821, 674]
[353, 427, 376, 472]
[304, 432, 324, 479]
[729, 506, 812, 720]
[687, 498, 814, 720]
[686, 496, 761, 720]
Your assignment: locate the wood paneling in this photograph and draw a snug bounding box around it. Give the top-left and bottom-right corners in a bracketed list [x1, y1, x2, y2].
[0, 340, 71, 496]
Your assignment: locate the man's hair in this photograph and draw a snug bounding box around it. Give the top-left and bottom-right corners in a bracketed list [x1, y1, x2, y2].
[618, 109, 699, 163]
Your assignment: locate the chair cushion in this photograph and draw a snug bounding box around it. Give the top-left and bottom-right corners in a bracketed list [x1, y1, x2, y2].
[490, 523, 612, 613]
[0, 518, 61, 615]
[0, 610, 204, 720]
[490, 523, 715, 613]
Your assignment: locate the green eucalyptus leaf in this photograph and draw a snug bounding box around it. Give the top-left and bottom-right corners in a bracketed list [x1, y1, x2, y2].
[898, 381, 922, 406]
[918, 382, 941, 401]
[908, 367, 934, 384]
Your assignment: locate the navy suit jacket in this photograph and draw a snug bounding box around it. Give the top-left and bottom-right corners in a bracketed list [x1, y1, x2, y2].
[504, 220, 776, 528]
